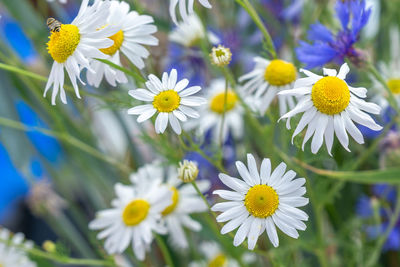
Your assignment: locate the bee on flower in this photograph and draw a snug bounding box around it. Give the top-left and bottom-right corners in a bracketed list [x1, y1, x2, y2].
[128, 69, 206, 135]
[87, 0, 159, 87]
[212, 154, 309, 249]
[44, 0, 118, 105]
[239, 57, 297, 116]
[279, 63, 382, 154]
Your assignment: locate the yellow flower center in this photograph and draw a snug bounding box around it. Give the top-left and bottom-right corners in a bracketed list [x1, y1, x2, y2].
[122, 199, 150, 226]
[100, 30, 124, 56]
[387, 79, 400, 94]
[264, 59, 297, 86]
[162, 187, 179, 216]
[153, 90, 181, 113]
[311, 76, 350, 115]
[208, 253, 227, 267]
[47, 24, 80, 63]
[209, 90, 238, 114]
[244, 184, 279, 218]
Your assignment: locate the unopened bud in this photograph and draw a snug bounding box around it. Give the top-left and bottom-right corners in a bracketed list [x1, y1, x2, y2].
[178, 160, 199, 182]
[210, 45, 232, 67]
[42, 240, 56, 253]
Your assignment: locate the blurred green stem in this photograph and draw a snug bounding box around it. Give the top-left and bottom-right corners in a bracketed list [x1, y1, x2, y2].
[180, 131, 226, 172]
[0, 62, 102, 100]
[235, 0, 277, 58]
[0, 116, 131, 175]
[0, 239, 114, 266]
[366, 185, 400, 267]
[154, 234, 175, 267]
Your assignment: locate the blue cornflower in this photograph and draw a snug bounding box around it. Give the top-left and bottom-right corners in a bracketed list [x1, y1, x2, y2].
[355, 195, 373, 218]
[262, 0, 304, 22]
[184, 130, 236, 193]
[296, 0, 371, 69]
[15, 101, 63, 163]
[166, 43, 209, 87]
[0, 15, 39, 65]
[356, 185, 400, 251]
[0, 142, 30, 222]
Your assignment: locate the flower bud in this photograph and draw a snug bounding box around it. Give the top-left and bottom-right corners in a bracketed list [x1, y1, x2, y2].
[178, 160, 199, 182]
[210, 45, 232, 67]
[42, 240, 56, 253]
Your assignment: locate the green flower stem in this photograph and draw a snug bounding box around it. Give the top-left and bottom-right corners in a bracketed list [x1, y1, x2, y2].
[365, 185, 400, 267]
[321, 119, 397, 206]
[191, 181, 212, 210]
[0, 62, 103, 100]
[235, 0, 277, 58]
[0, 116, 131, 175]
[180, 131, 226, 172]
[154, 234, 175, 267]
[0, 240, 115, 266]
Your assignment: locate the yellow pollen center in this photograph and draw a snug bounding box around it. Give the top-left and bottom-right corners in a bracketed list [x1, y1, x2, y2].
[311, 76, 350, 115]
[47, 24, 80, 63]
[215, 49, 226, 57]
[264, 59, 297, 86]
[244, 185, 279, 218]
[122, 199, 150, 226]
[162, 187, 179, 216]
[100, 30, 124, 56]
[208, 253, 227, 267]
[388, 79, 400, 94]
[153, 90, 181, 113]
[210, 90, 238, 114]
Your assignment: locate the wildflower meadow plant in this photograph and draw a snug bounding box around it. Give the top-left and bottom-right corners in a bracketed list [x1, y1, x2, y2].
[1, 0, 400, 266]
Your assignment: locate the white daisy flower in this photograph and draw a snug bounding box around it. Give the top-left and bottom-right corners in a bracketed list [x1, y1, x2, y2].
[278, 63, 383, 155]
[189, 241, 240, 267]
[0, 228, 36, 267]
[169, 0, 212, 24]
[239, 57, 297, 116]
[370, 27, 400, 109]
[130, 162, 210, 249]
[87, 0, 159, 87]
[211, 154, 309, 249]
[169, 13, 219, 48]
[185, 79, 244, 140]
[89, 179, 172, 260]
[127, 69, 206, 135]
[169, 14, 205, 47]
[45, 0, 117, 105]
